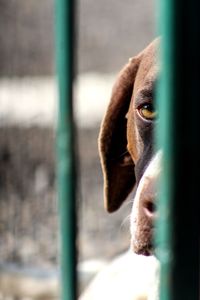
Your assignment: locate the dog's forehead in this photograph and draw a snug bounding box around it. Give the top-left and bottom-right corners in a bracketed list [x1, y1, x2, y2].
[134, 40, 159, 95]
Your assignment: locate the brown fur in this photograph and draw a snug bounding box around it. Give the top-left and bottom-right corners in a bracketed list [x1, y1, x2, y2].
[99, 39, 159, 254]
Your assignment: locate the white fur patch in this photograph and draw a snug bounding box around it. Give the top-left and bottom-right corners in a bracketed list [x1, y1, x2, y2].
[131, 151, 162, 242]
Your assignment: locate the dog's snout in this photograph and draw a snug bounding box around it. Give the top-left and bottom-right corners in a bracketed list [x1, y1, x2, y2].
[131, 152, 162, 255]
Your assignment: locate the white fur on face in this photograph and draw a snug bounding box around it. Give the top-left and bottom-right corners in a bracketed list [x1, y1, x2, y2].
[130, 151, 162, 248]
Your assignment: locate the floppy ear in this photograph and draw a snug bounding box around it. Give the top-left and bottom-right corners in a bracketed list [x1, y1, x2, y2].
[98, 56, 142, 213]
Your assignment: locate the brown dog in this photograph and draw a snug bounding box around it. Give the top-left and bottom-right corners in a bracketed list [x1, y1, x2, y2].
[99, 39, 160, 255]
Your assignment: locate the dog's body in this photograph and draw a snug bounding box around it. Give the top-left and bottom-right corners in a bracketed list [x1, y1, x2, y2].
[99, 39, 160, 255]
[79, 251, 159, 300]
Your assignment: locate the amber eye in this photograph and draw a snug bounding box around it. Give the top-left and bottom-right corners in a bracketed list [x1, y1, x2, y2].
[138, 103, 157, 121]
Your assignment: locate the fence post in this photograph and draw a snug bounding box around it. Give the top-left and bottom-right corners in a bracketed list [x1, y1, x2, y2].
[156, 0, 200, 299]
[55, 0, 77, 299]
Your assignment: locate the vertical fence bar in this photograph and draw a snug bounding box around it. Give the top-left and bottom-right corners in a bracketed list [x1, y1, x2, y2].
[156, 0, 200, 299]
[55, 0, 77, 300]
[156, 1, 175, 299]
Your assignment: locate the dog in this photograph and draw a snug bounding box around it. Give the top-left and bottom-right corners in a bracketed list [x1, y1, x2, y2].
[79, 39, 160, 300]
[99, 38, 160, 256]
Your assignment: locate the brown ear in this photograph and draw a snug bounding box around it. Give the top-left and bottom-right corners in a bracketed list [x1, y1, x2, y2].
[98, 56, 142, 212]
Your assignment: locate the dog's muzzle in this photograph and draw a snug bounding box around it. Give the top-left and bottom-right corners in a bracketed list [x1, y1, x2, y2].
[130, 151, 162, 255]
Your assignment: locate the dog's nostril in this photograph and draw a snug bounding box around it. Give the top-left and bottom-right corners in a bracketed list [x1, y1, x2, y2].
[144, 201, 156, 216]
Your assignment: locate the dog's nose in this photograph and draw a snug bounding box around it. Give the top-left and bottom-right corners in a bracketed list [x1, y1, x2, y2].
[142, 188, 157, 219]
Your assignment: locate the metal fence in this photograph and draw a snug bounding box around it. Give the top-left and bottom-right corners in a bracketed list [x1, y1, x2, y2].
[55, 0, 200, 299]
[55, 0, 77, 299]
[156, 0, 200, 299]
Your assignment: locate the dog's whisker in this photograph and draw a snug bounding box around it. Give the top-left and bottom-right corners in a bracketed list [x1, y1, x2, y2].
[120, 214, 131, 229]
[123, 198, 134, 207]
[111, 150, 129, 163]
[118, 150, 129, 158]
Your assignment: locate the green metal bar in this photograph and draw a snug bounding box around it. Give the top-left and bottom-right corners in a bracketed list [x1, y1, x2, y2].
[156, 0, 199, 299]
[156, 1, 175, 299]
[55, 0, 77, 300]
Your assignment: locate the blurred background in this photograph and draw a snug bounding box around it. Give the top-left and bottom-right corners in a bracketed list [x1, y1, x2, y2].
[0, 0, 155, 299]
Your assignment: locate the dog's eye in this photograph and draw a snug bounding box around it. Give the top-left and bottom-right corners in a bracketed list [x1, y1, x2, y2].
[138, 104, 157, 121]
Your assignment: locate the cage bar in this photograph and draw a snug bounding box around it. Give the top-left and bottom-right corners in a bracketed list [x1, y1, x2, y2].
[55, 0, 77, 300]
[156, 0, 200, 299]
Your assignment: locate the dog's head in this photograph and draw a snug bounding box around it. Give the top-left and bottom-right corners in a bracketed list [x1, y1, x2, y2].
[99, 39, 160, 255]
